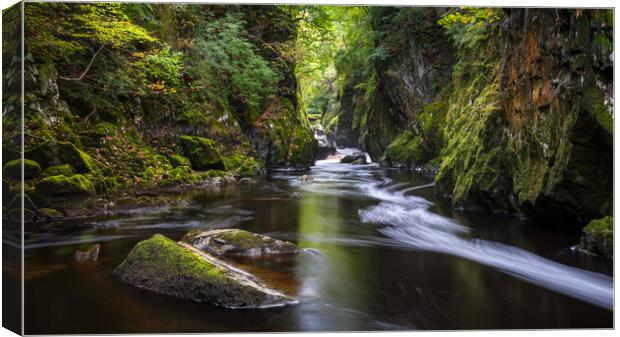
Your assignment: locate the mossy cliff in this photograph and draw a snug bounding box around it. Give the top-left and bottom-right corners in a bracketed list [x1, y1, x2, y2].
[328, 8, 612, 229]
[436, 9, 613, 226]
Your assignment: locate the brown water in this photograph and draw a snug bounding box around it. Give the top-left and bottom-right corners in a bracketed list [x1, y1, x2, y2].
[24, 151, 613, 333]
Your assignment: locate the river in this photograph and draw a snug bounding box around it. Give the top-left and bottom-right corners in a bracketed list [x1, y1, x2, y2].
[24, 148, 613, 333]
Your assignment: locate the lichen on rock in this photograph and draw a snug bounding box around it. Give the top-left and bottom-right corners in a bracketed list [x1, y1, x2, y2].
[181, 229, 299, 258]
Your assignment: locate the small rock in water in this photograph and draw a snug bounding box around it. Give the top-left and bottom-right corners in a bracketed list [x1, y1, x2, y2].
[181, 228, 299, 258]
[351, 158, 367, 165]
[238, 177, 255, 184]
[75, 244, 101, 262]
[299, 175, 313, 181]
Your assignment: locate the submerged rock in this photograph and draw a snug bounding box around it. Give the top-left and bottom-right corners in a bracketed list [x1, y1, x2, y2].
[299, 175, 313, 181]
[36, 208, 64, 221]
[115, 234, 296, 308]
[181, 229, 299, 258]
[75, 244, 101, 262]
[579, 216, 613, 258]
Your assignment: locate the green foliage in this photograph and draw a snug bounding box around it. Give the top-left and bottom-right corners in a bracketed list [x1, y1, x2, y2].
[135, 46, 184, 90]
[188, 13, 280, 119]
[438, 7, 502, 50]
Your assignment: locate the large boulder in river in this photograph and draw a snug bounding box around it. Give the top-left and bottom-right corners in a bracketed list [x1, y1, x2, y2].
[115, 234, 296, 308]
[182, 229, 299, 258]
[179, 136, 225, 171]
[340, 152, 367, 164]
[579, 216, 613, 258]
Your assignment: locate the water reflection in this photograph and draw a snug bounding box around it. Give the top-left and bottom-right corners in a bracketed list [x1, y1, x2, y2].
[24, 149, 613, 333]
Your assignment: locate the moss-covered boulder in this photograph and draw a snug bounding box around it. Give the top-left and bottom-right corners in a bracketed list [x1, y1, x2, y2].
[579, 216, 613, 258]
[168, 154, 191, 168]
[181, 229, 299, 258]
[114, 234, 296, 308]
[34, 174, 96, 204]
[223, 154, 263, 177]
[3, 159, 42, 179]
[26, 141, 96, 173]
[41, 164, 76, 178]
[179, 136, 225, 171]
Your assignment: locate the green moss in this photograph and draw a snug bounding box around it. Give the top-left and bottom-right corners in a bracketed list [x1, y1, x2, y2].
[587, 84, 613, 134]
[583, 216, 613, 233]
[168, 154, 191, 168]
[167, 165, 194, 183]
[435, 51, 515, 210]
[116, 234, 226, 284]
[34, 174, 96, 202]
[385, 131, 424, 166]
[26, 141, 96, 173]
[3, 159, 42, 179]
[223, 153, 264, 177]
[580, 216, 613, 258]
[179, 136, 225, 171]
[42, 164, 76, 178]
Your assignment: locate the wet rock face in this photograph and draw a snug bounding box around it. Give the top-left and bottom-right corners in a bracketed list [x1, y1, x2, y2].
[115, 234, 297, 309]
[312, 123, 336, 160]
[363, 7, 455, 160]
[436, 9, 612, 226]
[499, 9, 613, 225]
[181, 229, 299, 258]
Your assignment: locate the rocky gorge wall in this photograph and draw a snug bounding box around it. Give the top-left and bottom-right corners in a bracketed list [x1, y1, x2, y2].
[332, 7, 613, 229]
[437, 8, 613, 227]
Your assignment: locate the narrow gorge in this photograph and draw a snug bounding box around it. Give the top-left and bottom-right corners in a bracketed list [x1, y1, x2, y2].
[2, 4, 614, 333]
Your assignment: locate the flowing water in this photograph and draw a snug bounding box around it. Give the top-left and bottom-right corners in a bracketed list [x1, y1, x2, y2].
[24, 148, 613, 333]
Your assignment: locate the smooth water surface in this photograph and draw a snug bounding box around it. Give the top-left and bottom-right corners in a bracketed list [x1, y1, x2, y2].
[24, 149, 613, 333]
